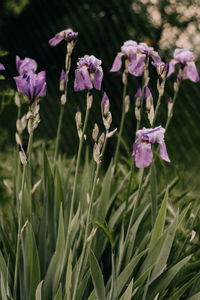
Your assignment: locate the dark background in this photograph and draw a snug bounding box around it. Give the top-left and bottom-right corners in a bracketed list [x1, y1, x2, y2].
[0, 0, 200, 187]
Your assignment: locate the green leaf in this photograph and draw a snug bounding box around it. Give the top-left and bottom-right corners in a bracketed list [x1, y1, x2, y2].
[53, 284, 62, 300]
[35, 281, 43, 300]
[167, 273, 200, 300]
[43, 149, 55, 251]
[96, 161, 113, 222]
[65, 250, 72, 299]
[54, 166, 64, 221]
[116, 250, 147, 296]
[0, 251, 12, 293]
[150, 161, 158, 226]
[119, 279, 133, 300]
[150, 214, 178, 282]
[94, 221, 114, 247]
[21, 222, 40, 300]
[1, 272, 8, 300]
[187, 292, 200, 300]
[0, 49, 8, 56]
[147, 255, 192, 300]
[42, 204, 65, 299]
[149, 187, 168, 251]
[89, 249, 106, 300]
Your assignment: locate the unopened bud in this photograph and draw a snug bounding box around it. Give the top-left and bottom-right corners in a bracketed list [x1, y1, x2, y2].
[135, 88, 142, 108]
[93, 143, 101, 164]
[125, 95, 130, 113]
[98, 132, 105, 150]
[59, 69, 67, 92]
[146, 97, 152, 111]
[189, 230, 196, 242]
[122, 71, 127, 85]
[15, 132, 22, 146]
[32, 113, 40, 131]
[174, 80, 179, 93]
[19, 145, 27, 165]
[15, 92, 21, 107]
[75, 108, 82, 140]
[87, 92, 93, 109]
[135, 107, 141, 121]
[147, 104, 154, 126]
[145, 87, 153, 111]
[106, 128, 117, 138]
[16, 115, 27, 133]
[168, 97, 173, 118]
[103, 112, 112, 130]
[92, 123, 99, 142]
[61, 94, 66, 105]
[157, 79, 165, 97]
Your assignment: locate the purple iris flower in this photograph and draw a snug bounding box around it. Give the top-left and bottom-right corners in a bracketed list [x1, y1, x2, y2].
[74, 55, 103, 91]
[14, 71, 47, 104]
[110, 40, 138, 72]
[167, 49, 200, 82]
[49, 28, 78, 46]
[129, 42, 161, 76]
[0, 63, 5, 70]
[132, 126, 170, 168]
[16, 56, 37, 75]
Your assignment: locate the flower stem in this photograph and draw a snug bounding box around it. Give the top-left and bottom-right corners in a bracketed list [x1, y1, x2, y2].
[53, 51, 71, 169]
[114, 72, 127, 167]
[13, 122, 34, 300]
[72, 133, 108, 300]
[117, 168, 145, 274]
[165, 80, 181, 131]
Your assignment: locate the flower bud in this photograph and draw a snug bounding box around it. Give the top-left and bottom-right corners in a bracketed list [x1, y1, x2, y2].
[75, 107, 82, 139]
[125, 95, 130, 113]
[19, 145, 27, 165]
[92, 123, 99, 142]
[147, 104, 154, 126]
[98, 132, 105, 150]
[15, 132, 22, 146]
[61, 94, 66, 105]
[59, 69, 67, 92]
[168, 97, 173, 118]
[16, 114, 27, 133]
[135, 107, 141, 121]
[15, 92, 21, 107]
[106, 128, 117, 138]
[93, 143, 101, 164]
[135, 87, 142, 108]
[101, 92, 110, 117]
[87, 91, 93, 109]
[103, 112, 112, 130]
[145, 87, 153, 111]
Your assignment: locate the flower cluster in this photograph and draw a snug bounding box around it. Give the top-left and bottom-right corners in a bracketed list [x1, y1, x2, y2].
[14, 56, 47, 105]
[110, 40, 161, 76]
[74, 55, 103, 91]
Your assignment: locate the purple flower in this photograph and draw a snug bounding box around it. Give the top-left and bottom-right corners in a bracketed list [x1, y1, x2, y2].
[49, 29, 78, 46]
[16, 56, 37, 75]
[132, 126, 170, 168]
[14, 71, 47, 104]
[110, 40, 138, 72]
[74, 55, 103, 91]
[129, 42, 161, 76]
[0, 63, 5, 71]
[145, 87, 153, 103]
[59, 69, 67, 92]
[167, 49, 200, 82]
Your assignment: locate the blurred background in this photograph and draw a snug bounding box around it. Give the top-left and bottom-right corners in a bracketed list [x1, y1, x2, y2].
[0, 0, 200, 188]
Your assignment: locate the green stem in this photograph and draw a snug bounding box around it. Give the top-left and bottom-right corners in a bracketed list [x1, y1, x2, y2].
[72, 134, 108, 300]
[53, 104, 65, 168]
[165, 80, 181, 131]
[114, 72, 127, 167]
[68, 92, 91, 231]
[117, 168, 145, 274]
[13, 122, 34, 300]
[53, 52, 71, 169]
